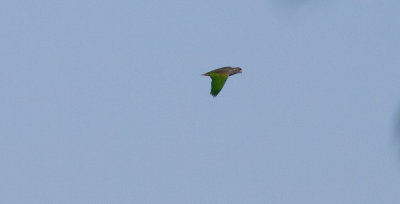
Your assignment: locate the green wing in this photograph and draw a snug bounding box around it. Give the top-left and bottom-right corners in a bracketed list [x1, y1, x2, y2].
[210, 73, 229, 97]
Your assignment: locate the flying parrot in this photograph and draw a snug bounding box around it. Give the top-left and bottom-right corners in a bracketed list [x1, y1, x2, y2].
[202, 66, 242, 97]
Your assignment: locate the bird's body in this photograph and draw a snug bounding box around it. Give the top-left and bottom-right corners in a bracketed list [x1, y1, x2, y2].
[203, 66, 242, 97]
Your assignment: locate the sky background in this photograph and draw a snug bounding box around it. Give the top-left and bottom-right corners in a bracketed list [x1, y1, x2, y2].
[1, 0, 400, 203]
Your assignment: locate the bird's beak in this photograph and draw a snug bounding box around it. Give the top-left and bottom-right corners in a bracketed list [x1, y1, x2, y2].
[239, 70, 242, 73]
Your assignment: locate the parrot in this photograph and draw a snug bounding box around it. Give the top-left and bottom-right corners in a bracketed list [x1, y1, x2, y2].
[202, 66, 242, 97]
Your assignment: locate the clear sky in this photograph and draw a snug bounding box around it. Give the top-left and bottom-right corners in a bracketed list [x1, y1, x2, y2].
[1, 0, 400, 203]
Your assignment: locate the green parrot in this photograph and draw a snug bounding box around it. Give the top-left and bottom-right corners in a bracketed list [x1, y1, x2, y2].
[202, 66, 242, 97]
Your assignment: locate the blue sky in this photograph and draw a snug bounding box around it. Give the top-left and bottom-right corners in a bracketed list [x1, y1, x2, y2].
[1, 0, 400, 203]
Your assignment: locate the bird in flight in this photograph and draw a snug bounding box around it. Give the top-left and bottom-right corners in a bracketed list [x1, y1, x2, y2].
[202, 66, 242, 97]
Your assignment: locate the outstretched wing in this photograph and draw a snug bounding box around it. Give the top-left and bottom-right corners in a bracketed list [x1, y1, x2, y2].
[210, 73, 229, 97]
